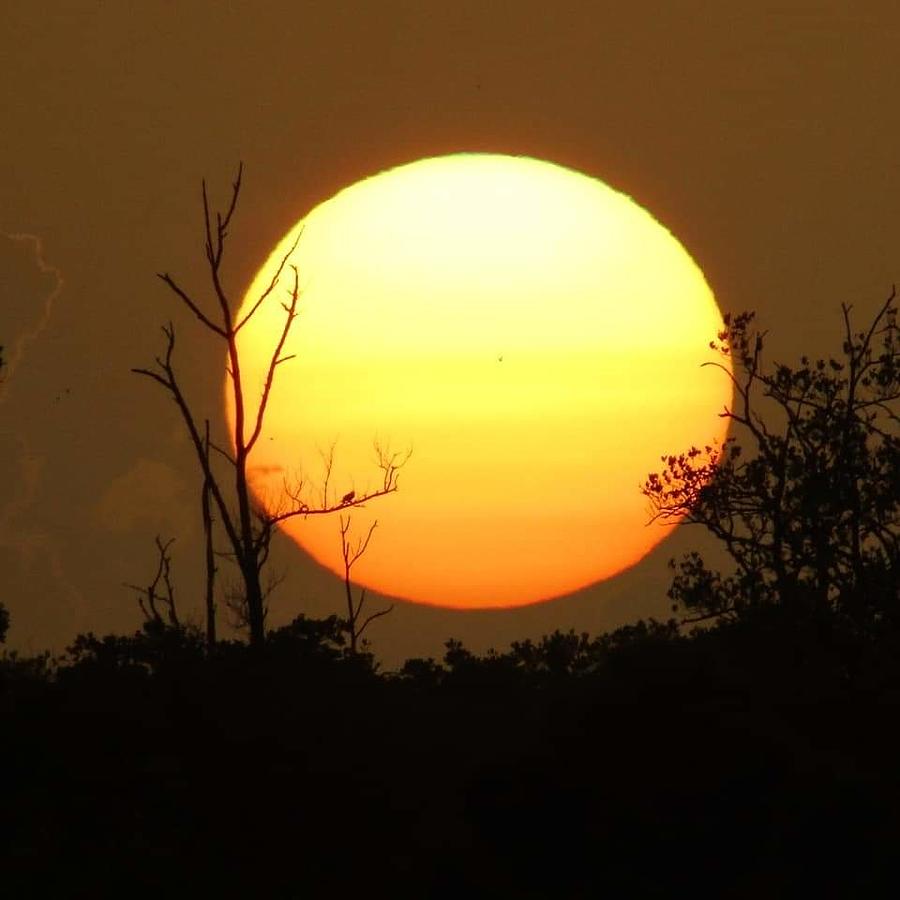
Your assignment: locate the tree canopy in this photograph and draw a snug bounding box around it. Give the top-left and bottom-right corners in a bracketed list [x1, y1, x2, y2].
[644, 292, 899, 635]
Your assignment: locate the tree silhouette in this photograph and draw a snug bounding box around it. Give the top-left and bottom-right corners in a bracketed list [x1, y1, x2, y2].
[0, 344, 7, 642]
[125, 535, 181, 630]
[338, 514, 393, 655]
[134, 167, 407, 646]
[0, 600, 8, 645]
[644, 291, 899, 632]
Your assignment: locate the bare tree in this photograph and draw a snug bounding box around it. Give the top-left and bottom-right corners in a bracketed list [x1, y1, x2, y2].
[339, 515, 393, 655]
[134, 166, 406, 646]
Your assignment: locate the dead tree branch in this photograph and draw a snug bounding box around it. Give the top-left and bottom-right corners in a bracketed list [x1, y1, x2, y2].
[126, 536, 180, 629]
[339, 515, 393, 654]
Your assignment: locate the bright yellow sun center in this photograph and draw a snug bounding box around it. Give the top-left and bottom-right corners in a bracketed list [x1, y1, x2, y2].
[230, 153, 731, 609]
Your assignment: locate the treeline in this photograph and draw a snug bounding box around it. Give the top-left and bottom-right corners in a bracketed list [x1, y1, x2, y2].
[3, 607, 900, 897]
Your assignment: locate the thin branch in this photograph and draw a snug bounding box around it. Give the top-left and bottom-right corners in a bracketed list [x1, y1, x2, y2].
[156, 273, 227, 337]
[341, 516, 378, 570]
[208, 439, 237, 466]
[125, 536, 179, 628]
[339, 514, 392, 653]
[220, 162, 244, 238]
[235, 227, 305, 332]
[358, 604, 395, 639]
[269, 484, 400, 525]
[246, 265, 300, 452]
[131, 324, 241, 553]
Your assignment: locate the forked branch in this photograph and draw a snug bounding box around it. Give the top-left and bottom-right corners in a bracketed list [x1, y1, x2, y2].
[125, 535, 180, 628]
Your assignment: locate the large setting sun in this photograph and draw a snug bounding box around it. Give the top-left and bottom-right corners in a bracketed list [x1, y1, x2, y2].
[230, 153, 731, 609]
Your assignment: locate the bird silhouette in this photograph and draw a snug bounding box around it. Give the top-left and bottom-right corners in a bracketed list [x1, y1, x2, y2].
[341, 490, 356, 505]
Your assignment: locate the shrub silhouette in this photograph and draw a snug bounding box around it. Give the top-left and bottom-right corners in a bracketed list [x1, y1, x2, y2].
[4, 609, 900, 895]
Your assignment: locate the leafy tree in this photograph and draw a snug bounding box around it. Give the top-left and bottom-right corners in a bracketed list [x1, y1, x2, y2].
[507, 619, 682, 679]
[396, 620, 682, 689]
[64, 623, 205, 679]
[134, 167, 407, 646]
[507, 629, 605, 678]
[265, 613, 352, 671]
[643, 291, 899, 634]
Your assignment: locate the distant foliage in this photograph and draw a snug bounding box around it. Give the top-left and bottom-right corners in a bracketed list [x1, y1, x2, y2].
[396, 619, 682, 688]
[63, 620, 206, 679]
[644, 293, 899, 633]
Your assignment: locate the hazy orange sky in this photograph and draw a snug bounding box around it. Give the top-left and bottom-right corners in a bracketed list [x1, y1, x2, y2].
[2, 2, 899, 664]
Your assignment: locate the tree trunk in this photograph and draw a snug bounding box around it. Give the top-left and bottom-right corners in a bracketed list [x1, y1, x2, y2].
[202, 423, 217, 649]
[203, 507, 217, 648]
[345, 574, 358, 655]
[244, 559, 266, 647]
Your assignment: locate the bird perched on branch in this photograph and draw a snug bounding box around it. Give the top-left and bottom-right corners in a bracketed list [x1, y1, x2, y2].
[341, 490, 356, 505]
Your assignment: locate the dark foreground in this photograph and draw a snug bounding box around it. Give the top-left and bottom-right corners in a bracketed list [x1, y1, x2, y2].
[3, 614, 900, 898]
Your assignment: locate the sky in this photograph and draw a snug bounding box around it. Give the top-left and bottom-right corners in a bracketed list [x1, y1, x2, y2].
[2, 1, 899, 666]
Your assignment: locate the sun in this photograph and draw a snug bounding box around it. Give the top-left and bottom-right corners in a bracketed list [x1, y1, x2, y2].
[230, 153, 731, 609]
